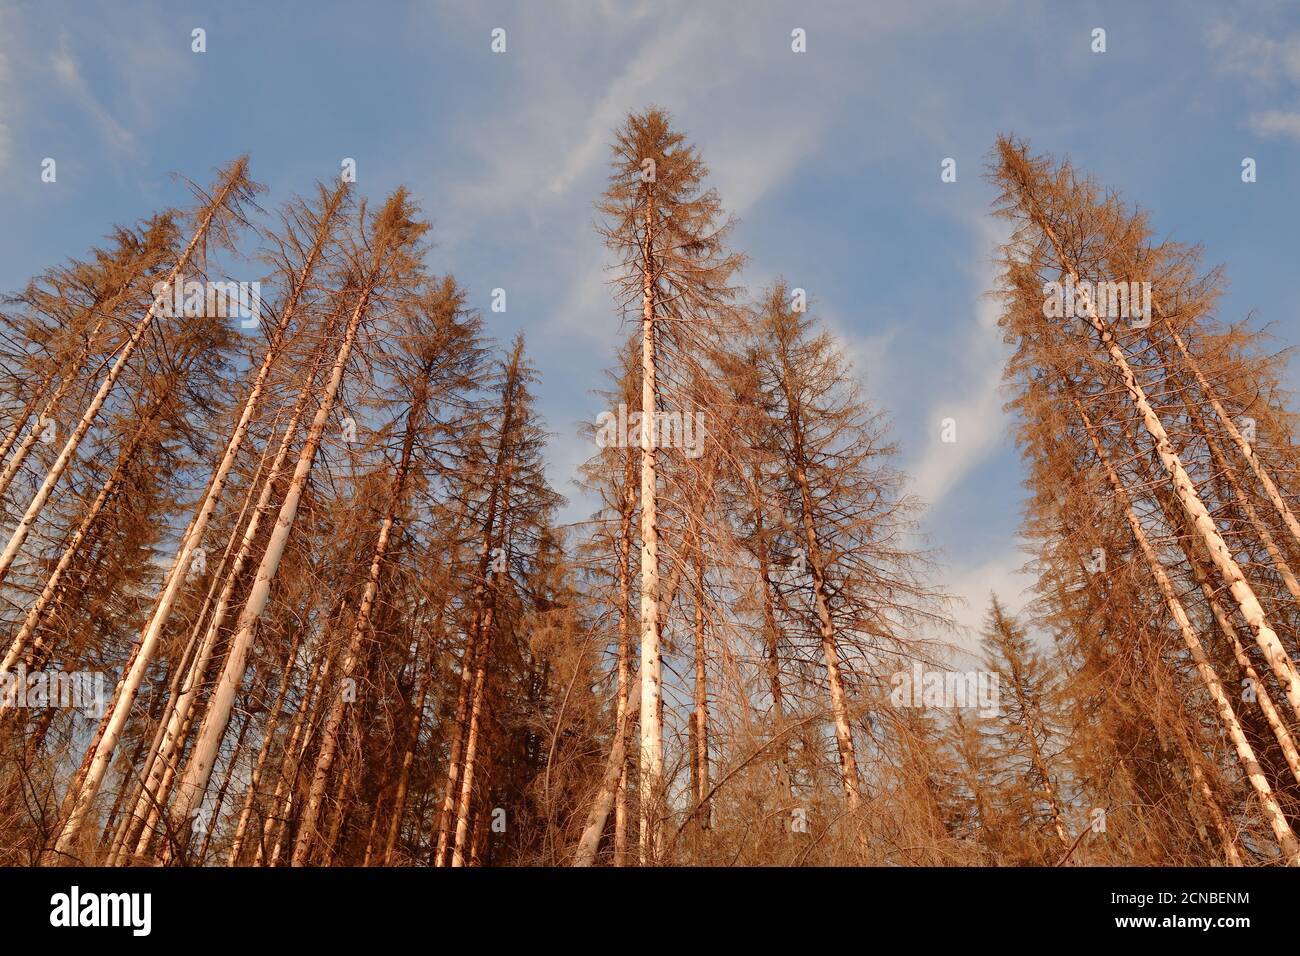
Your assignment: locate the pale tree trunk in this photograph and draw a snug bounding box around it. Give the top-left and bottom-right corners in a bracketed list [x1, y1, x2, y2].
[1171, 718, 1243, 866]
[125, 183, 343, 691]
[103, 622, 207, 861]
[1185, 547, 1300, 786]
[381, 644, 431, 866]
[1076, 398, 1300, 863]
[1, 391, 162, 671]
[574, 686, 641, 866]
[0, 364, 61, 475]
[258, 640, 334, 867]
[163, 279, 378, 848]
[104, 444, 268, 863]
[1205, 432, 1300, 606]
[1130, 420, 1300, 788]
[292, 366, 429, 865]
[436, 354, 521, 865]
[1161, 309, 1300, 551]
[690, 551, 710, 831]
[788, 443, 861, 807]
[613, 448, 635, 866]
[1158, 339, 1300, 607]
[47, 166, 252, 860]
[1031, 213, 1300, 723]
[0, 186, 234, 592]
[380, 598, 445, 866]
[638, 191, 664, 864]
[125, 353, 326, 859]
[225, 632, 303, 865]
[771, 332, 862, 809]
[0, 288, 129, 505]
[292, 480, 406, 864]
[319, 762, 353, 864]
[71, 190, 342, 860]
[433, 627, 479, 866]
[195, 707, 251, 863]
[361, 784, 387, 867]
[450, 604, 495, 868]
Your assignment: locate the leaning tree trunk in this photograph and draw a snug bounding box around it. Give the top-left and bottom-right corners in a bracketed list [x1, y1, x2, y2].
[1160, 305, 1300, 552]
[1075, 397, 1300, 863]
[574, 687, 642, 866]
[1, 380, 171, 671]
[1026, 207, 1300, 724]
[0, 170, 242, 594]
[48, 163, 253, 860]
[780, 373, 862, 810]
[291, 379, 426, 865]
[163, 280, 379, 849]
[124, 351, 327, 860]
[0, 282, 131, 505]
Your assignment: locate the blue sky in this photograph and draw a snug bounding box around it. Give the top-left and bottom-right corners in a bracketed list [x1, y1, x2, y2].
[2, 0, 1299, 648]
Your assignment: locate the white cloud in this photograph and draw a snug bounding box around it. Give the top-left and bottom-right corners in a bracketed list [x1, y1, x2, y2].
[1206, 21, 1300, 143]
[1249, 109, 1300, 141]
[1206, 21, 1300, 85]
[52, 36, 136, 156]
[945, 549, 1035, 661]
[907, 218, 1011, 511]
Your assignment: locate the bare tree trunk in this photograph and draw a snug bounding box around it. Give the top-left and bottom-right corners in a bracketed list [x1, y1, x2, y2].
[1029, 210, 1300, 723]
[1076, 398, 1300, 863]
[226, 632, 303, 864]
[128, 353, 326, 858]
[1134, 425, 1300, 788]
[1171, 719, 1243, 866]
[690, 552, 710, 831]
[451, 602, 497, 867]
[165, 281, 377, 847]
[793, 461, 861, 810]
[257, 641, 333, 867]
[1, 171, 242, 593]
[381, 655, 430, 866]
[574, 685, 641, 866]
[292, 507, 400, 864]
[48, 162, 253, 859]
[614, 447, 635, 866]
[2, 398, 159, 670]
[637, 192, 664, 864]
[195, 707, 252, 864]
[0, 288, 128, 504]
[433, 629, 478, 867]
[1162, 310, 1300, 552]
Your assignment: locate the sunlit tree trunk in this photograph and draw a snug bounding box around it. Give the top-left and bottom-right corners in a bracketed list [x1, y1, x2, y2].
[49, 160, 255, 861]
[1076, 398, 1300, 863]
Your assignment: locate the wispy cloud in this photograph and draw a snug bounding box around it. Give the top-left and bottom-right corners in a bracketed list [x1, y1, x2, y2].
[908, 219, 1010, 511]
[1206, 20, 1300, 142]
[945, 550, 1035, 659]
[1249, 108, 1300, 141]
[1206, 20, 1300, 85]
[52, 36, 136, 156]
